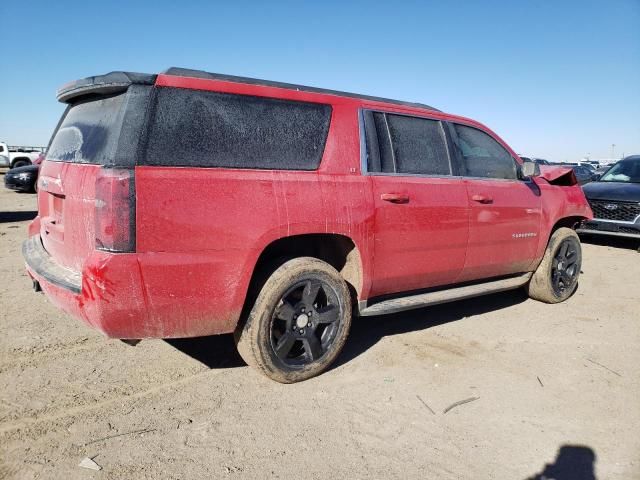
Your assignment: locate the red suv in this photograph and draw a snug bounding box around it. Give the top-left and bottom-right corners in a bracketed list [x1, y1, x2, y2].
[24, 68, 592, 382]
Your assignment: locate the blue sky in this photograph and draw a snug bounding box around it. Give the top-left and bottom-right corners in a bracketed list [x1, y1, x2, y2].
[1, 0, 638, 161]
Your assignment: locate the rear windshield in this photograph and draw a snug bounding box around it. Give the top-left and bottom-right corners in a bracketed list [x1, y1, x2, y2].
[142, 87, 332, 170]
[46, 85, 151, 167]
[47, 93, 127, 164]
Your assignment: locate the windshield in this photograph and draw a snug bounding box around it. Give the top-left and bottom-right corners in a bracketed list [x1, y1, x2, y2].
[600, 159, 640, 183]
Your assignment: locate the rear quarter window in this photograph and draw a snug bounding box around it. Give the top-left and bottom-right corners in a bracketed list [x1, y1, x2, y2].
[142, 87, 332, 170]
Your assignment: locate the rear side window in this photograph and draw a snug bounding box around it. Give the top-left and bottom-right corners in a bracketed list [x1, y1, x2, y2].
[452, 124, 517, 180]
[142, 88, 332, 170]
[364, 111, 451, 176]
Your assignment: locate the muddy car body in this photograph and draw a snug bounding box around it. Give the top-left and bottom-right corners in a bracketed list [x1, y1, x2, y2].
[24, 68, 592, 382]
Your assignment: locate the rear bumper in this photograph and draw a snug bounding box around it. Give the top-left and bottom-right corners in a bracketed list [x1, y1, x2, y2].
[23, 236, 81, 293]
[23, 234, 240, 338]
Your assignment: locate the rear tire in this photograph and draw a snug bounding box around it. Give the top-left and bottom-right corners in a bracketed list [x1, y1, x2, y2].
[527, 227, 582, 303]
[11, 159, 30, 169]
[235, 257, 352, 383]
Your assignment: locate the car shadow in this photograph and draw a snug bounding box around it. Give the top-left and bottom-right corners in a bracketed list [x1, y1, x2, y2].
[580, 234, 639, 251]
[166, 289, 530, 370]
[165, 334, 244, 369]
[334, 288, 529, 368]
[526, 444, 596, 480]
[0, 211, 38, 223]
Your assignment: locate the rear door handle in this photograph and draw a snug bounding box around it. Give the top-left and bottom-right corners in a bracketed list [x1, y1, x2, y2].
[471, 194, 493, 204]
[380, 193, 410, 204]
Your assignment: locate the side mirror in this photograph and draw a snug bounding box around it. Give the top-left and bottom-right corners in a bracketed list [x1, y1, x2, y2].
[521, 161, 541, 178]
[591, 173, 601, 181]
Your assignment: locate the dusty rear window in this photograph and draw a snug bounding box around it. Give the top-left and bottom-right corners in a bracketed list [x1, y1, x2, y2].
[46, 85, 151, 167]
[47, 93, 127, 165]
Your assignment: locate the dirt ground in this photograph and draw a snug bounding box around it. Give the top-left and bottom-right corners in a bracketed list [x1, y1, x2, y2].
[1, 180, 639, 480]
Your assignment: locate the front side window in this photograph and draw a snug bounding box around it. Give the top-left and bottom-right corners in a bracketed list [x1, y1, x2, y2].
[143, 88, 332, 170]
[453, 124, 517, 180]
[365, 111, 451, 176]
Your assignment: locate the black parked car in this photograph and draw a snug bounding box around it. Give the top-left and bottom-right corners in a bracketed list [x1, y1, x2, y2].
[4, 164, 39, 192]
[578, 155, 640, 239]
[569, 165, 597, 185]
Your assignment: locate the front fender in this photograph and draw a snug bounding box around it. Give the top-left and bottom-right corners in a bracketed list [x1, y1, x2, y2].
[531, 180, 593, 267]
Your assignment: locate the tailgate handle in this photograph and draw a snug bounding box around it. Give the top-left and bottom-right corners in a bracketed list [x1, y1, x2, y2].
[472, 194, 493, 204]
[380, 193, 410, 204]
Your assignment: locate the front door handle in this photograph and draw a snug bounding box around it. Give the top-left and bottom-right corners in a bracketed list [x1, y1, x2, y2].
[471, 194, 493, 204]
[380, 193, 410, 204]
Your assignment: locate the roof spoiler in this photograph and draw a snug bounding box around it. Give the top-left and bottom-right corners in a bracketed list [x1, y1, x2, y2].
[57, 71, 157, 103]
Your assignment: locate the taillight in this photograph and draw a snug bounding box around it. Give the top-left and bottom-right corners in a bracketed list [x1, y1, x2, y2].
[95, 168, 135, 252]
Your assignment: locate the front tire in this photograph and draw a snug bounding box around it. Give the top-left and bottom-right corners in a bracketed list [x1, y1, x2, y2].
[527, 227, 582, 303]
[235, 257, 352, 383]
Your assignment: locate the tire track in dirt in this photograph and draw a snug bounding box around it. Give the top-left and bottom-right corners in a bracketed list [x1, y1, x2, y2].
[0, 338, 104, 374]
[0, 367, 231, 435]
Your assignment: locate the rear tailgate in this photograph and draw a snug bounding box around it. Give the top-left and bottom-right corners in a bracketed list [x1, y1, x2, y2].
[38, 161, 100, 272]
[36, 80, 152, 273]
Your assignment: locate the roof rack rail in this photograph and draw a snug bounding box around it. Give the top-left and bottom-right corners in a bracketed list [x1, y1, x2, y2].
[163, 67, 440, 112]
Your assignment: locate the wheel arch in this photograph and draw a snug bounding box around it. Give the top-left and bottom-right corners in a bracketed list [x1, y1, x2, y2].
[10, 157, 31, 168]
[531, 215, 589, 270]
[253, 233, 362, 292]
[238, 233, 363, 326]
[550, 215, 587, 233]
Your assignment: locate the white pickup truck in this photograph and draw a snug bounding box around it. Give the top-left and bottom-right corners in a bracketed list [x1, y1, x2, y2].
[0, 142, 44, 168]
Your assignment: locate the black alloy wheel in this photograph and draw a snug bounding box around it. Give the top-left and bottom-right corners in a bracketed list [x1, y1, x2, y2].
[270, 279, 342, 367]
[550, 237, 580, 296]
[235, 257, 352, 383]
